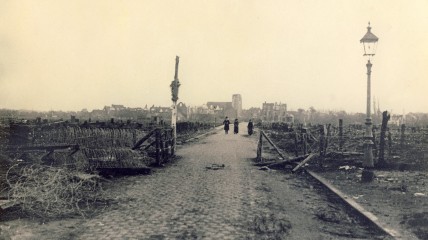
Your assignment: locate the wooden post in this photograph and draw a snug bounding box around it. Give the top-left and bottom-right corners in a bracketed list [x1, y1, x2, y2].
[170, 127, 175, 156]
[162, 130, 167, 160]
[319, 125, 325, 157]
[132, 129, 137, 145]
[378, 111, 390, 167]
[400, 124, 405, 150]
[170, 56, 180, 156]
[155, 128, 161, 166]
[325, 124, 331, 155]
[339, 119, 343, 152]
[261, 131, 288, 160]
[111, 128, 114, 147]
[387, 129, 392, 157]
[257, 131, 263, 162]
[161, 137, 166, 161]
[302, 133, 307, 155]
[165, 130, 170, 158]
[372, 127, 378, 163]
[294, 132, 299, 157]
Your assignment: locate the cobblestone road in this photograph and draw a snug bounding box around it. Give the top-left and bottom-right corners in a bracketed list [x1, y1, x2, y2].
[78, 124, 382, 240]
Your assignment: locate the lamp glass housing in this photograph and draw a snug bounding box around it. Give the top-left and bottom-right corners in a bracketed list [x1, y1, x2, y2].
[362, 41, 378, 57]
[360, 23, 379, 58]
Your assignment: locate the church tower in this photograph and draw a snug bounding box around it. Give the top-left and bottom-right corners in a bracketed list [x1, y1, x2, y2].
[232, 94, 242, 118]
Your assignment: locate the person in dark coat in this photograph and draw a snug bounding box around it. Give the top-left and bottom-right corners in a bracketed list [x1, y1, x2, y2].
[223, 117, 230, 134]
[247, 119, 254, 135]
[234, 119, 239, 134]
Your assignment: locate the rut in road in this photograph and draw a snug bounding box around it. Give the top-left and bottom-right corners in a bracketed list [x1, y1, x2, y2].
[79, 123, 386, 240]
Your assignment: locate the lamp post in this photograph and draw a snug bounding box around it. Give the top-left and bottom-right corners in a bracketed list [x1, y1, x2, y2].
[360, 22, 379, 182]
[170, 56, 181, 155]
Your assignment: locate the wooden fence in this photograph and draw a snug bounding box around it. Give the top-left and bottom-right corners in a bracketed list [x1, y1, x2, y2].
[132, 127, 175, 166]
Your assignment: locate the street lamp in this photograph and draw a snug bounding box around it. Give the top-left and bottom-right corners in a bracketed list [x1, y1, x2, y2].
[360, 22, 379, 181]
[170, 56, 181, 155]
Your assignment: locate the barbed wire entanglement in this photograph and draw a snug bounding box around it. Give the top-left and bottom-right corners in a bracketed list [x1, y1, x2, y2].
[6, 163, 105, 218]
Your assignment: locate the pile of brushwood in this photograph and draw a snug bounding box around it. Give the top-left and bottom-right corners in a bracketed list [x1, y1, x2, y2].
[6, 163, 106, 218]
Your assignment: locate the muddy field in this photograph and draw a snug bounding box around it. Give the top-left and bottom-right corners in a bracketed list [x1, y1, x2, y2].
[262, 123, 428, 239]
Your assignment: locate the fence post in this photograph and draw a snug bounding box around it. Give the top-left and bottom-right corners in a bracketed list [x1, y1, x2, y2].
[388, 129, 392, 157]
[293, 132, 298, 157]
[372, 127, 378, 163]
[400, 124, 405, 150]
[257, 131, 263, 162]
[132, 129, 137, 145]
[378, 111, 390, 167]
[155, 128, 161, 166]
[339, 119, 343, 152]
[325, 124, 331, 155]
[170, 127, 175, 157]
[111, 128, 114, 147]
[165, 130, 170, 159]
[302, 133, 307, 155]
[319, 125, 325, 157]
[161, 134, 166, 161]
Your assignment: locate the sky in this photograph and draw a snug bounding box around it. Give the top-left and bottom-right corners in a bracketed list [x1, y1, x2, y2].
[0, 0, 427, 114]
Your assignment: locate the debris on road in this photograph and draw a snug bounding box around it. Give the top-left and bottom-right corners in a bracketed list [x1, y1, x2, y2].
[352, 195, 364, 199]
[205, 163, 225, 170]
[338, 165, 356, 171]
[258, 166, 276, 172]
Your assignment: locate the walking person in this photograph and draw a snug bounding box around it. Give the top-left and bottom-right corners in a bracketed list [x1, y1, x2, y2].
[234, 119, 239, 134]
[247, 119, 254, 135]
[223, 117, 230, 134]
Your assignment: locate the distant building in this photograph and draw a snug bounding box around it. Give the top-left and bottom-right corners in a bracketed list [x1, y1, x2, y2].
[390, 114, 405, 126]
[206, 94, 242, 119]
[206, 102, 235, 118]
[90, 109, 105, 120]
[111, 104, 126, 111]
[232, 94, 242, 118]
[149, 105, 171, 114]
[177, 102, 189, 121]
[145, 105, 169, 123]
[261, 102, 287, 122]
[286, 114, 294, 123]
[242, 107, 262, 120]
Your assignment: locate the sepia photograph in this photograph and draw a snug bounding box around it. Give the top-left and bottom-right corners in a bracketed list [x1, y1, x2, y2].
[0, 0, 427, 239]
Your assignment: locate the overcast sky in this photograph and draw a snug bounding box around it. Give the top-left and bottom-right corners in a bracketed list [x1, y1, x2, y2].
[0, 0, 427, 114]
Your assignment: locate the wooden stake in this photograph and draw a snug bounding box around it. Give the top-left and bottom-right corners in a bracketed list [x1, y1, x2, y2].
[387, 129, 392, 156]
[302, 133, 307, 155]
[257, 131, 263, 162]
[400, 124, 405, 150]
[261, 131, 288, 160]
[378, 111, 390, 167]
[319, 125, 325, 157]
[325, 124, 331, 155]
[171, 126, 176, 157]
[155, 128, 161, 166]
[339, 119, 344, 152]
[294, 132, 299, 157]
[372, 127, 378, 163]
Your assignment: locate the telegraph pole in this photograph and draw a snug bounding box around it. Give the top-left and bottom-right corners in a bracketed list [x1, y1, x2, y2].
[170, 56, 180, 155]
